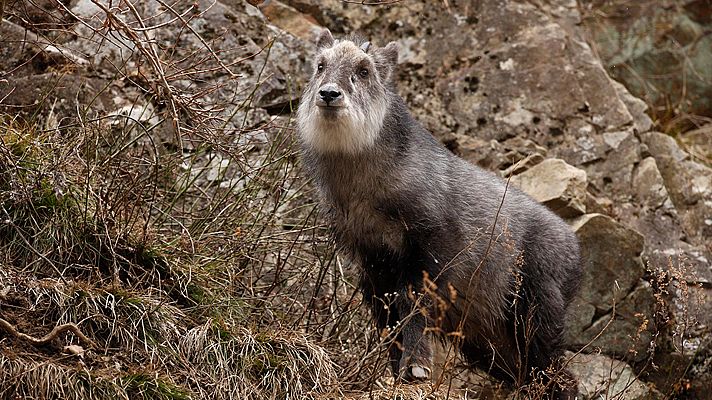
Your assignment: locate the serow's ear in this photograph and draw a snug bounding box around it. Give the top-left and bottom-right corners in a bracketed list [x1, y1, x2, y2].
[375, 41, 399, 81]
[316, 29, 334, 50]
[382, 42, 399, 66]
[360, 41, 371, 53]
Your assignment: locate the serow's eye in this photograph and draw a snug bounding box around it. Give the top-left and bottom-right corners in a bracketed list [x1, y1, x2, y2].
[358, 68, 369, 78]
[317, 63, 324, 73]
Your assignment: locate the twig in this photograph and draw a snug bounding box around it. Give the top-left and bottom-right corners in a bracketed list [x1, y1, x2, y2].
[88, 0, 184, 149]
[0, 318, 98, 349]
[341, 0, 404, 4]
[153, 0, 237, 78]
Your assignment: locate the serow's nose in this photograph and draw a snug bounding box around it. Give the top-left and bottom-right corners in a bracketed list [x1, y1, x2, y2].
[319, 89, 341, 104]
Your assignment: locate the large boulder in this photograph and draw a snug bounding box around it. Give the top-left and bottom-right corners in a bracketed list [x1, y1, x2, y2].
[633, 157, 670, 210]
[575, 283, 657, 361]
[570, 214, 646, 311]
[567, 352, 661, 400]
[509, 158, 588, 218]
[566, 213, 656, 361]
[641, 132, 712, 246]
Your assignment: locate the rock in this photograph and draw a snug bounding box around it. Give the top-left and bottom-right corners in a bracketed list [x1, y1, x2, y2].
[647, 252, 712, 359]
[566, 214, 657, 360]
[581, 129, 642, 200]
[291, 0, 641, 156]
[641, 132, 688, 164]
[449, 134, 491, 166]
[63, 344, 85, 357]
[641, 132, 712, 245]
[610, 79, 654, 133]
[633, 157, 669, 209]
[499, 153, 545, 178]
[205, 155, 231, 183]
[258, 0, 321, 40]
[567, 352, 661, 399]
[578, 283, 657, 361]
[641, 351, 694, 396]
[0, 72, 110, 122]
[430, 341, 505, 397]
[281, 0, 383, 33]
[510, 158, 587, 218]
[683, 340, 712, 399]
[679, 124, 712, 167]
[584, 193, 615, 217]
[0, 19, 88, 79]
[569, 213, 645, 310]
[497, 137, 549, 174]
[0, 20, 43, 78]
[455, 136, 548, 173]
[583, 0, 712, 118]
[1, 0, 310, 143]
[67, 0, 140, 68]
[2, 0, 76, 40]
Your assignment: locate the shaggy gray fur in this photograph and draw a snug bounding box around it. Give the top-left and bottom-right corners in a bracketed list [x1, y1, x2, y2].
[297, 29, 582, 398]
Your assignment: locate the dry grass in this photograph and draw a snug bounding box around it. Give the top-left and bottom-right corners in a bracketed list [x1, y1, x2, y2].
[1, 1, 709, 399]
[0, 0, 388, 398]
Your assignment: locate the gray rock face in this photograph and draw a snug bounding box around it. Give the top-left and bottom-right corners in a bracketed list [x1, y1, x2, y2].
[641, 132, 712, 245]
[509, 158, 587, 218]
[1, 0, 308, 141]
[567, 214, 655, 361]
[583, 0, 712, 118]
[256, 0, 321, 40]
[567, 352, 661, 400]
[633, 157, 670, 210]
[571, 214, 646, 311]
[0, 19, 100, 120]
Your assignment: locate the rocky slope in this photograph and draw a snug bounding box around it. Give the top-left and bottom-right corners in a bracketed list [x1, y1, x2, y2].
[276, 0, 712, 394]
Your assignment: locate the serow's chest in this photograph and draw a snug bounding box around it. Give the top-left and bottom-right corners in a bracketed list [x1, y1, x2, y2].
[331, 197, 406, 255]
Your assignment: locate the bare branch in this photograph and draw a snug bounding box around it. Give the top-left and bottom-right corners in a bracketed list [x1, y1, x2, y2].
[0, 318, 98, 349]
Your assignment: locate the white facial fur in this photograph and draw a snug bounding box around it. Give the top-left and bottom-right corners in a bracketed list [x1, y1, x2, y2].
[297, 41, 390, 155]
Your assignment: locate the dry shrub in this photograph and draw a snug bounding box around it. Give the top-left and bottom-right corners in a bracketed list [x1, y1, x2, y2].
[0, 0, 351, 398]
[648, 254, 705, 354]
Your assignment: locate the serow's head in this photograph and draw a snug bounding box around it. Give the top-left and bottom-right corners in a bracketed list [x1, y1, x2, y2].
[297, 29, 399, 155]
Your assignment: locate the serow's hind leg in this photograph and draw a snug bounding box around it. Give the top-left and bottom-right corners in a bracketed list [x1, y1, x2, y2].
[514, 286, 578, 399]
